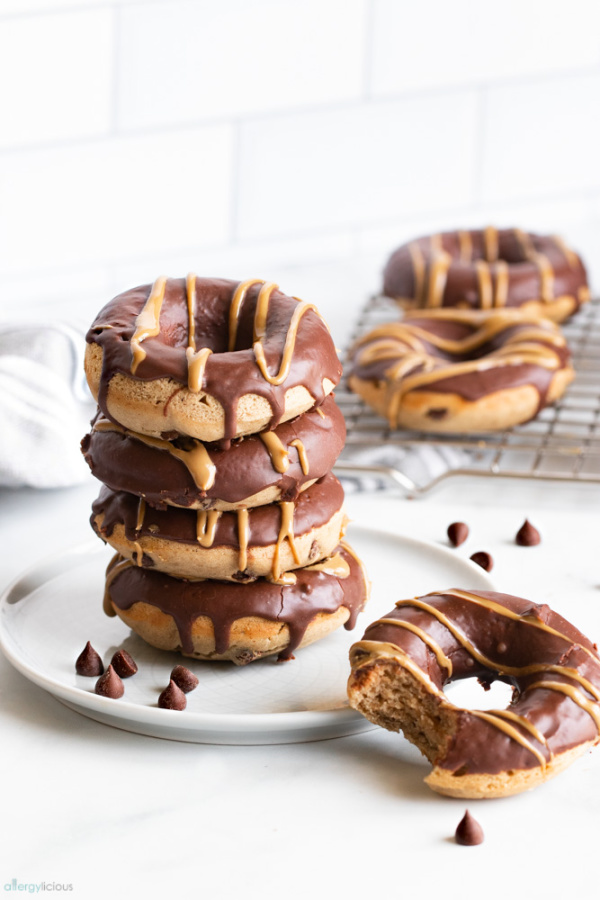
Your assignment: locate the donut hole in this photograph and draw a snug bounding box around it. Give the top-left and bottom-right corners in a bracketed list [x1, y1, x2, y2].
[445, 677, 514, 712]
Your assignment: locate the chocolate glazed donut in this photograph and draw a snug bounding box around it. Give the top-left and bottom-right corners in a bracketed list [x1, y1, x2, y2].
[348, 308, 574, 433]
[84, 276, 342, 442]
[348, 589, 600, 798]
[91, 473, 347, 583]
[383, 228, 589, 323]
[81, 395, 346, 510]
[104, 542, 370, 665]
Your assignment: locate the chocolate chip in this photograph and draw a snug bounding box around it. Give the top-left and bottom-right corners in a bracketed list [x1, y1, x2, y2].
[470, 551, 493, 572]
[447, 522, 469, 547]
[76, 641, 104, 677]
[170, 665, 199, 694]
[141, 553, 155, 567]
[309, 540, 320, 560]
[94, 664, 124, 699]
[455, 810, 484, 845]
[516, 519, 541, 546]
[158, 680, 187, 710]
[426, 408, 448, 420]
[110, 649, 138, 678]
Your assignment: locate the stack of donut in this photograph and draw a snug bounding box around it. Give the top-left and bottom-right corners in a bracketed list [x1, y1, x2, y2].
[349, 227, 588, 433]
[82, 276, 369, 665]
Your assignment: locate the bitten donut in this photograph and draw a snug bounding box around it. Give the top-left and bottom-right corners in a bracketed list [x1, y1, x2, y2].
[348, 308, 574, 433]
[348, 589, 600, 799]
[81, 396, 345, 511]
[383, 227, 589, 323]
[91, 474, 347, 583]
[85, 276, 341, 442]
[104, 542, 369, 664]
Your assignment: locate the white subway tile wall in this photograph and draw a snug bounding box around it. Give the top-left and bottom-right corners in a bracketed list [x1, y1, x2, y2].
[0, 0, 599, 344]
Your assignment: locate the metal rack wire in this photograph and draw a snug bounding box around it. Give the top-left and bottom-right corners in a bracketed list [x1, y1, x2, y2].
[334, 296, 600, 496]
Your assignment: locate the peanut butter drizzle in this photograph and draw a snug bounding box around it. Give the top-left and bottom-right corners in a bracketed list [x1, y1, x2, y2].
[475, 260, 493, 309]
[514, 229, 555, 303]
[259, 430, 290, 473]
[372, 616, 453, 674]
[430, 233, 443, 253]
[484, 708, 549, 749]
[484, 225, 499, 263]
[195, 509, 222, 547]
[458, 230, 472, 263]
[409, 242, 426, 304]
[253, 281, 279, 343]
[470, 711, 548, 767]
[494, 259, 509, 307]
[270, 501, 300, 584]
[253, 300, 322, 385]
[184, 272, 213, 392]
[92, 416, 216, 491]
[315, 407, 326, 419]
[552, 234, 579, 269]
[130, 276, 167, 374]
[103, 554, 134, 616]
[135, 498, 146, 532]
[237, 508, 249, 572]
[304, 552, 350, 578]
[228, 278, 265, 352]
[289, 439, 309, 475]
[525, 681, 600, 731]
[425, 251, 452, 308]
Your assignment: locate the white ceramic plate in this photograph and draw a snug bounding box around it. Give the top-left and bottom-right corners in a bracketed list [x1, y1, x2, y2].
[0, 525, 494, 745]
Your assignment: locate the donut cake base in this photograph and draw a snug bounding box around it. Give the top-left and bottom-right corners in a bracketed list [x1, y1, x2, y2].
[105, 542, 369, 665]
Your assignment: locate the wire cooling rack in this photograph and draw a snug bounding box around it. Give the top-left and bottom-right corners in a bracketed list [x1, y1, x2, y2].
[334, 296, 600, 495]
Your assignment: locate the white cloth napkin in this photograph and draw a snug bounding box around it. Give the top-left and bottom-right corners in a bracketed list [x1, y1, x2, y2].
[0, 323, 94, 488]
[337, 441, 469, 494]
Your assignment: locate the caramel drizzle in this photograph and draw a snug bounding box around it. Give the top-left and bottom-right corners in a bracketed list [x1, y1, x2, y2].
[372, 616, 453, 675]
[289, 439, 309, 475]
[195, 509, 222, 547]
[92, 417, 216, 492]
[228, 278, 265, 352]
[130, 276, 167, 374]
[270, 501, 300, 585]
[458, 230, 472, 263]
[484, 225, 499, 263]
[259, 431, 290, 474]
[408, 242, 426, 304]
[184, 272, 213, 392]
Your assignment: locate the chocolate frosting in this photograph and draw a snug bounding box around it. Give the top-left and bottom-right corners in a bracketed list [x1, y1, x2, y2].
[91, 473, 344, 550]
[82, 395, 345, 509]
[383, 228, 588, 314]
[106, 543, 368, 661]
[86, 277, 342, 440]
[351, 590, 600, 775]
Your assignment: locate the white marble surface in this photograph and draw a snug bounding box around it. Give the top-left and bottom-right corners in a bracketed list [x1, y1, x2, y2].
[1, 474, 599, 897]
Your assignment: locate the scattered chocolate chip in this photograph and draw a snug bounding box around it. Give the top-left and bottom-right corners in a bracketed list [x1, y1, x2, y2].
[455, 810, 484, 845]
[170, 665, 198, 694]
[110, 649, 138, 678]
[75, 641, 104, 677]
[447, 522, 469, 547]
[94, 664, 124, 699]
[158, 680, 187, 710]
[470, 551, 493, 572]
[516, 519, 541, 546]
